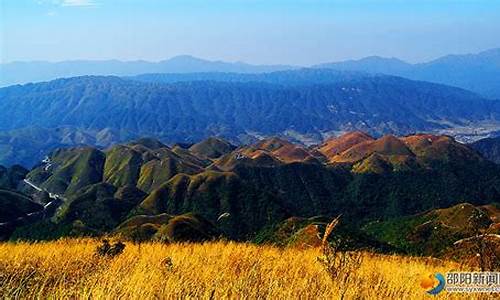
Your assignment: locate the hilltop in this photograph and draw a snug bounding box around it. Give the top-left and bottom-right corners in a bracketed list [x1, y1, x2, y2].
[0, 132, 496, 259]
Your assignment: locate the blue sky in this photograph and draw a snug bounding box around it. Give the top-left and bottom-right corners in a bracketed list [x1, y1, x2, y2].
[1, 0, 500, 65]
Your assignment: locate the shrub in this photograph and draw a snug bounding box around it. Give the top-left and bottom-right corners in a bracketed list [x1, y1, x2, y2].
[96, 239, 126, 257]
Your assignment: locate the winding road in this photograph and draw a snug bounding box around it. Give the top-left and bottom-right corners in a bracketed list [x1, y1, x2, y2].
[0, 178, 65, 233]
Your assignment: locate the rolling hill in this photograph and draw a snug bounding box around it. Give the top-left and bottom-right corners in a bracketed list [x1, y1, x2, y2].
[363, 202, 500, 258]
[8, 133, 499, 246]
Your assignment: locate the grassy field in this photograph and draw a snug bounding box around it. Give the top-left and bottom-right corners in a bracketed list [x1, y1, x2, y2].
[0, 239, 494, 299]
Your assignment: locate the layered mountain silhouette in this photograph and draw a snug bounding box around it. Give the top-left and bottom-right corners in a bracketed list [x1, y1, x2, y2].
[0, 55, 296, 87]
[315, 48, 500, 99]
[3, 133, 497, 248]
[2, 69, 500, 167]
[2, 48, 499, 99]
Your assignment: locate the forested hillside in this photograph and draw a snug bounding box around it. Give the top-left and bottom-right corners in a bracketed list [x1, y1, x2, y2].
[1, 70, 499, 166]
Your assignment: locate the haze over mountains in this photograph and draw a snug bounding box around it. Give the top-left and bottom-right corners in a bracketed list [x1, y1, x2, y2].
[2, 69, 500, 167]
[1, 48, 500, 168]
[0, 55, 296, 88]
[316, 48, 500, 99]
[2, 45, 500, 256]
[2, 48, 500, 99]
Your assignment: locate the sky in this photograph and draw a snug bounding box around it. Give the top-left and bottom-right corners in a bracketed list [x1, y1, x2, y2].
[1, 0, 500, 65]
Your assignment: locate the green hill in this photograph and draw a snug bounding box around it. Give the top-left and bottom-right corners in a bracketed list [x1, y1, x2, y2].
[27, 147, 105, 195]
[7, 133, 500, 255]
[363, 202, 500, 255]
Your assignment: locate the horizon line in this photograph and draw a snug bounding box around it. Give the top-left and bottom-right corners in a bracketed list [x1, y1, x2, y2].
[1, 47, 499, 67]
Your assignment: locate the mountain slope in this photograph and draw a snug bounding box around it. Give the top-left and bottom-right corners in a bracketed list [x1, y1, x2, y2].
[26, 147, 106, 196]
[129, 68, 369, 86]
[470, 136, 500, 164]
[7, 133, 500, 245]
[318, 132, 485, 174]
[318, 131, 375, 159]
[189, 137, 236, 160]
[1, 72, 499, 166]
[0, 126, 138, 168]
[0, 164, 42, 240]
[363, 202, 500, 256]
[0, 165, 28, 190]
[0, 190, 42, 224]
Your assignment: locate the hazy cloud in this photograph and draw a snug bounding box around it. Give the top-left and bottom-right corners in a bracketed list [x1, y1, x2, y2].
[36, 0, 98, 7]
[60, 0, 97, 6]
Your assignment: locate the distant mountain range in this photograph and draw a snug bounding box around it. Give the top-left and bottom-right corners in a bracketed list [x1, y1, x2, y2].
[2, 48, 500, 98]
[2, 69, 500, 167]
[0, 55, 296, 87]
[315, 48, 500, 99]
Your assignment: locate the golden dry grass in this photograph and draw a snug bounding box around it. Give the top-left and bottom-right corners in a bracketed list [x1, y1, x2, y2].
[0, 239, 495, 299]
